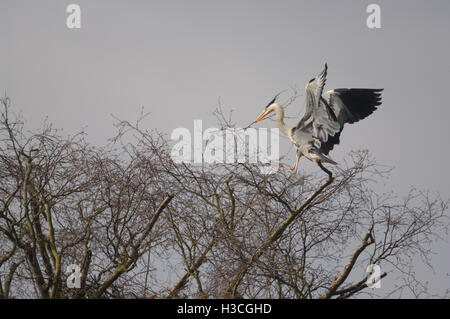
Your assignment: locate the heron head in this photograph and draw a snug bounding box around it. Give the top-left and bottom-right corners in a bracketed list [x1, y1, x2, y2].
[253, 93, 282, 124]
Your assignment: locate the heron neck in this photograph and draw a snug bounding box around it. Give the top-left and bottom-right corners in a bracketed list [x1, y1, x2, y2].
[273, 104, 290, 136]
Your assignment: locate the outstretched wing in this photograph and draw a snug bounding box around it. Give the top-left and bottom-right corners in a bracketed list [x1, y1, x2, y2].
[295, 64, 341, 149]
[292, 65, 383, 156]
[295, 64, 328, 129]
[326, 88, 383, 125]
[319, 88, 384, 154]
[306, 63, 328, 111]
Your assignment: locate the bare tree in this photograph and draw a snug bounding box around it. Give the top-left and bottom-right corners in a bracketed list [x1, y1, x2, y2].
[0, 98, 448, 299]
[0, 98, 173, 298]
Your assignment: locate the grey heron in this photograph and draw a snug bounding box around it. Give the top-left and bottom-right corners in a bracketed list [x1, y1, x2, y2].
[253, 64, 383, 177]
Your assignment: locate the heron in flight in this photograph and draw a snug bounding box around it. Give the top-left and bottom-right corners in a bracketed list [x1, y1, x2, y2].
[252, 64, 383, 177]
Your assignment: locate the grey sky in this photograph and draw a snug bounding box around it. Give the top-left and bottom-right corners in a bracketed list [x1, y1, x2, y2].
[1, 0, 449, 296]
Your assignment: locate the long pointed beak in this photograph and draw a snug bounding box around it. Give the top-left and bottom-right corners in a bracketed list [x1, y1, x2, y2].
[253, 109, 269, 124]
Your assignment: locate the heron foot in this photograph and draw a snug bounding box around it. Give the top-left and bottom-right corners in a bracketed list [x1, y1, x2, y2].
[289, 163, 299, 175]
[278, 162, 298, 175]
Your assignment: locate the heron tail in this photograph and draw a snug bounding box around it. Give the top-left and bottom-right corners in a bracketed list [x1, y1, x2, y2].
[321, 155, 338, 165]
[309, 149, 338, 165]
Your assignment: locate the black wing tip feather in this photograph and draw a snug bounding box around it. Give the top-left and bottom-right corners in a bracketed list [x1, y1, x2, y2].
[335, 88, 384, 123]
[321, 88, 383, 155]
[308, 64, 328, 84]
[318, 63, 328, 79]
[322, 63, 328, 76]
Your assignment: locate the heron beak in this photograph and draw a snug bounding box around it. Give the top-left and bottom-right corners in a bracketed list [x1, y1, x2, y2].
[254, 109, 270, 124]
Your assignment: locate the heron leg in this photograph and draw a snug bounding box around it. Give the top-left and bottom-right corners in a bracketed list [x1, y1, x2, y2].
[318, 162, 333, 179]
[289, 153, 301, 174]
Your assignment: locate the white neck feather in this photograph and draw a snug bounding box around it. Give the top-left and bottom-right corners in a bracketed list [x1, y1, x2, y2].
[269, 103, 290, 136]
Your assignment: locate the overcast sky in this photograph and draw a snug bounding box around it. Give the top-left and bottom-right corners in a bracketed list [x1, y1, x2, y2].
[1, 0, 449, 297]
